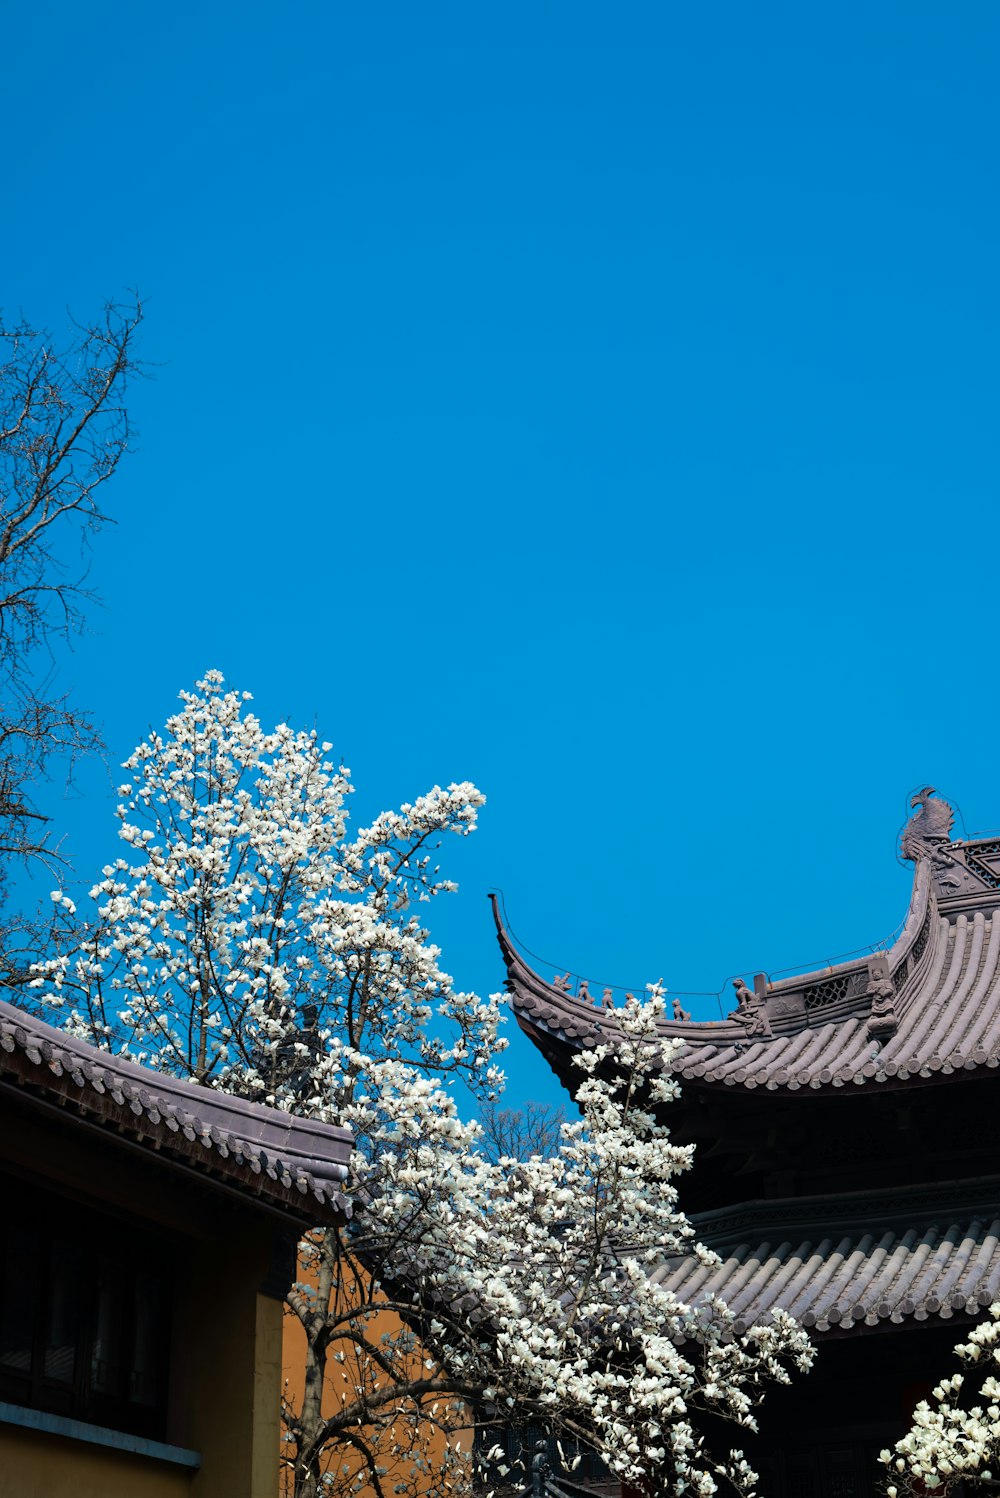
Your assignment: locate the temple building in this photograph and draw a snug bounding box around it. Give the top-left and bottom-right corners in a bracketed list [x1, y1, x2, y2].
[492, 788, 1000, 1498]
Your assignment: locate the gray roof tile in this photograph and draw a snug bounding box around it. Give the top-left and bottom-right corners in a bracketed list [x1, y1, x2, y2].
[0, 999, 353, 1221]
[492, 826, 1000, 1095]
[653, 1214, 1000, 1334]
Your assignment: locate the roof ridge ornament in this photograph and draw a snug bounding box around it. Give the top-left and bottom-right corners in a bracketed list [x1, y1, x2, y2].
[730, 978, 772, 1038]
[865, 954, 898, 1041]
[901, 786, 955, 858]
[901, 787, 961, 890]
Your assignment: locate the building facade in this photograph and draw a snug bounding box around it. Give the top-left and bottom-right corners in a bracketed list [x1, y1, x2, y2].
[493, 789, 1000, 1497]
[0, 1001, 353, 1498]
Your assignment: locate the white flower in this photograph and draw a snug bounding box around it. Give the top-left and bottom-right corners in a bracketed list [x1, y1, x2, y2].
[34, 669, 812, 1498]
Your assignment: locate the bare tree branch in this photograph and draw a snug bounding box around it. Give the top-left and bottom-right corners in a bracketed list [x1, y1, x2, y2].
[479, 1100, 566, 1164]
[0, 295, 144, 986]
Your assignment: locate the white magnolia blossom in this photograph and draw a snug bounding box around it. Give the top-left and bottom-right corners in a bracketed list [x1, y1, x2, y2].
[34, 672, 812, 1498]
[881, 1304, 1000, 1495]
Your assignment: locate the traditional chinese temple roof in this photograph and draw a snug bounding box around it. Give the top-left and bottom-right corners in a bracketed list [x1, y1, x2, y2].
[656, 1178, 1000, 1336]
[496, 789, 1000, 1340]
[493, 790, 1000, 1097]
[0, 998, 354, 1223]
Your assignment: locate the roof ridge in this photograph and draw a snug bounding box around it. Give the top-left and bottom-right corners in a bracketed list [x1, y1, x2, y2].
[493, 837, 1000, 1094]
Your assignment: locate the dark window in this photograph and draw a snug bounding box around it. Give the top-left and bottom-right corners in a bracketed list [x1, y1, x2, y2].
[475, 1422, 613, 1491]
[0, 1178, 171, 1440]
[769, 1443, 885, 1498]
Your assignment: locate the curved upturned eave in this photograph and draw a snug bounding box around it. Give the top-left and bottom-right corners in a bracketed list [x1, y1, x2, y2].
[490, 891, 750, 1044]
[490, 863, 1000, 1097]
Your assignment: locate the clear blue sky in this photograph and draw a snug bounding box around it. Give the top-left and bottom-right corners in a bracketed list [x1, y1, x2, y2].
[6, 2, 1000, 1111]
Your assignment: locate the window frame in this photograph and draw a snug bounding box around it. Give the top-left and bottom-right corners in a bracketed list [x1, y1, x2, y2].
[0, 1174, 173, 1441]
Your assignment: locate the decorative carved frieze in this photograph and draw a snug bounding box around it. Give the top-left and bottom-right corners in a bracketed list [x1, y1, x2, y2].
[802, 967, 870, 1014]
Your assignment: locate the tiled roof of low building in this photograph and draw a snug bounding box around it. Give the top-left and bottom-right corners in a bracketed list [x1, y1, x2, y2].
[0, 998, 353, 1222]
[494, 790, 1000, 1096]
[654, 1181, 1000, 1336]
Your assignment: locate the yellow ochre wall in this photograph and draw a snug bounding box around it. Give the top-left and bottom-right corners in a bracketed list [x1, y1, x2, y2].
[0, 1276, 284, 1498]
[0, 1093, 290, 1498]
[281, 1246, 469, 1498]
[170, 1230, 286, 1498]
[0, 1425, 192, 1498]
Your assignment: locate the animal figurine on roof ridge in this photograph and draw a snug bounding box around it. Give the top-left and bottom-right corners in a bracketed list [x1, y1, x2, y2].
[901, 786, 955, 861]
[901, 786, 961, 889]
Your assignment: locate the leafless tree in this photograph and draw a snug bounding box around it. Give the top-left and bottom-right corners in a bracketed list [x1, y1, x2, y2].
[0, 296, 144, 982]
[478, 1100, 566, 1164]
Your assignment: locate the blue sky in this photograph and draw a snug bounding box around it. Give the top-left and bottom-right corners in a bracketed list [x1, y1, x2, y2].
[5, 2, 1000, 1111]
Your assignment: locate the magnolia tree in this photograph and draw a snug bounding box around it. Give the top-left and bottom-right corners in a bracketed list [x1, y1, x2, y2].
[880, 1305, 1000, 1495]
[34, 673, 812, 1498]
